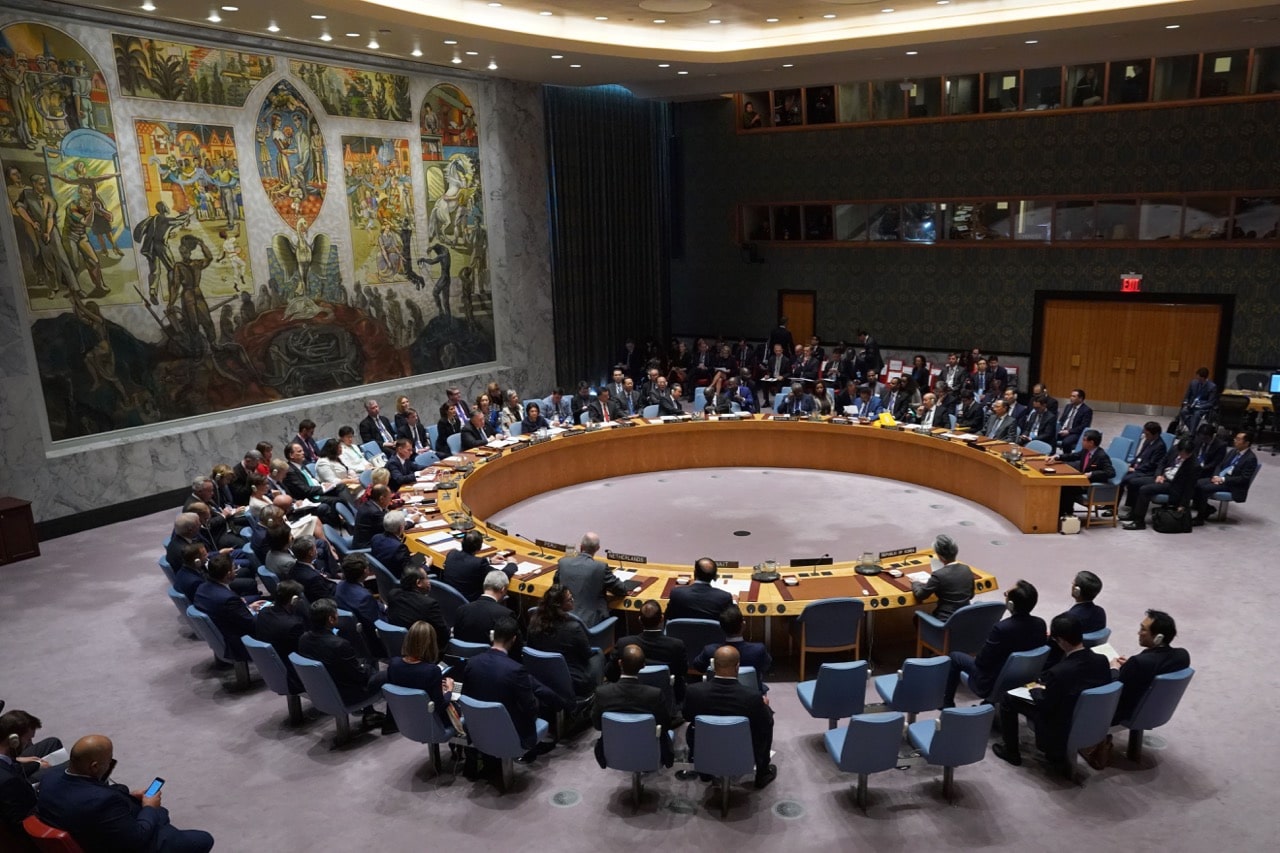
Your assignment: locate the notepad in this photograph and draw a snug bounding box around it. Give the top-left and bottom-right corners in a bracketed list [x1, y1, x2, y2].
[430, 539, 463, 553]
[422, 530, 457, 545]
[415, 518, 449, 531]
[1007, 686, 1034, 702]
[906, 571, 932, 583]
[1091, 642, 1121, 664]
[514, 561, 543, 577]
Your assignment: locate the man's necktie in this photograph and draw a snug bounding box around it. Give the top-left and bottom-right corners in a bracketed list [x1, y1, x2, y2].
[1221, 453, 1237, 475]
[377, 419, 391, 444]
[1082, 450, 1092, 471]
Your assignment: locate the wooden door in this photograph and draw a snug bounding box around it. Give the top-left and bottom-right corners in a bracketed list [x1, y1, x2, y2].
[778, 291, 815, 344]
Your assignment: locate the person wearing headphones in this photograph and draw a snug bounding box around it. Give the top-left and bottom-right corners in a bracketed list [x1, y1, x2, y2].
[1112, 610, 1191, 724]
[0, 709, 57, 832]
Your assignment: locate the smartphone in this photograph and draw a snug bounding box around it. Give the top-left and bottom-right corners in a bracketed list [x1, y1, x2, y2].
[144, 777, 165, 797]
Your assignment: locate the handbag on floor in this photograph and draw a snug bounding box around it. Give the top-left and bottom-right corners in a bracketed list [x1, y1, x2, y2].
[1151, 505, 1192, 534]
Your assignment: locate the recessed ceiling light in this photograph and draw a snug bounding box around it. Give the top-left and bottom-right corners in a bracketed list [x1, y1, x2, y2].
[444, 39, 458, 45]
[310, 14, 326, 20]
[709, 19, 721, 24]
[658, 63, 670, 68]
[824, 14, 836, 19]
[937, 0, 950, 4]
[766, 18, 779, 23]
[319, 33, 332, 42]
[488, 2, 502, 6]
[881, 7, 895, 12]
[1165, 24, 1181, 29]
[267, 22, 279, 32]
[452, 57, 462, 64]
[540, 10, 553, 15]
[905, 50, 918, 55]
[368, 39, 380, 49]
[653, 19, 666, 24]
[345, 32, 360, 37]
[595, 16, 608, 20]
[465, 50, 478, 55]
[207, 12, 221, 23]
[140, 1, 156, 10]
[488, 60, 498, 70]
[569, 63, 581, 68]
[677, 70, 689, 75]
[1025, 39, 1038, 44]
[551, 54, 564, 59]
[220, 5, 238, 10]
[411, 47, 423, 57]
[782, 63, 794, 68]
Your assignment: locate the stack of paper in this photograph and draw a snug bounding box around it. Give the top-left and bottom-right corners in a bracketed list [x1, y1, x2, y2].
[906, 571, 931, 583]
[514, 561, 543, 577]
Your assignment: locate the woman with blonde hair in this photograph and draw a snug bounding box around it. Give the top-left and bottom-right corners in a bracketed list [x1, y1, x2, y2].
[386, 621, 454, 727]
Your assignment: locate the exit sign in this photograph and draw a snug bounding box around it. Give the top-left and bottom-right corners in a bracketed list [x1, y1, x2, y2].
[1121, 273, 1143, 292]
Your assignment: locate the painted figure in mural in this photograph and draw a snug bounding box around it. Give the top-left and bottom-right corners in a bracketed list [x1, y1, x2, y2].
[449, 105, 478, 148]
[309, 120, 325, 184]
[421, 102, 440, 136]
[0, 54, 41, 148]
[211, 155, 239, 225]
[69, 291, 131, 403]
[172, 233, 217, 346]
[71, 61, 95, 130]
[377, 223, 403, 280]
[293, 112, 312, 184]
[425, 155, 473, 245]
[459, 266, 476, 327]
[9, 167, 58, 293]
[270, 115, 293, 183]
[384, 289, 404, 342]
[217, 226, 246, 291]
[134, 201, 189, 305]
[63, 184, 109, 298]
[52, 160, 123, 258]
[421, 243, 451, 317]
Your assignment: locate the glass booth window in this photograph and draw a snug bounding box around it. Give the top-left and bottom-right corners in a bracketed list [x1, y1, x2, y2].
[837, 83, 872, 122]
[1154, 55, 1197, 101]
[945, 74, 981, 115]
[1181, 197, 1231, 239]
[1024, 66, 1063, 109]
[1200, 50, 1249, 97]
[946, 202, 1012, 240]
[741, 92, 771, 129]
[868, 204, 902, 241]
[1054, 201, 1097, 240]
[1109, 59, 1152, 104]
[805, 86, 836, 124]
[1232, 197, 1280, 238]
[772, 205, 802, 240]
[773, 89, 803, 126]
[1014, 199, 1054, 241]
[1138, 198, 1183, 240]
[871, 80, 907, 120]
[742, 205, 772, 241]
[900, 203, 939, 242]
[1249, 47, 1280, 94]
[1095, 199, 1140, 240]
[834, 204, 872, 241]
[1068, 64, 1106, 107]
[908, 78, 943, 118]
[985, 71, 1021, 112]
[803, 205, 835, 240]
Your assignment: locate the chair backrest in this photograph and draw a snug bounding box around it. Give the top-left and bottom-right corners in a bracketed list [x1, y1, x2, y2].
[948, 413, 958, 430]
[366, 554, 398, 600]
[665, 618, 727, 652]
[693, 387, 707, 408]
[1124, 667, 1195, 730]
[579, 410, 591, 425]
[1160, 432, 1175, 453]
[601, 712, 661, 773]
[257, 565, 279, 594]
[375, 619, 408, 657]
[359, 469, 374, 488]
[428, 424, 439, 446]
[360, 440, 381, 460]
[446, 433, 463, 455]
[810, 660, 868, 718]
[642, 404, 660, 419]
[692, 715, 756, 778]
[505, 422, 521, 437]
[837, 711, 905, 774]
[522, 647, 576, 702]
[323, 522, 354, 555]
[457, 695, 526, 759]
[636, 664, 675, 710]
[889, 656, 951, 713]
[186, 605, 231, 661]
[1236, 372, 1268, 391]
[1026, 439, 1053, 455]
[166, 587, 192, 618]
[1065, 680, 1124, 756]
[22, 815, 84, 853]
[430, 580, 468, 627]
[335, 501, 356, 528]
[928, 705, 996, 767]
[414, 451, 438, 468]
[382, 684, 451, 745]
[773, 390, 790, 411]
[242, 635, 294, 696]
[941, 601, 1007, 655]
[1106, 436, 1135, 467]
[157, 556, 176, 585]
[799, 597, 864, 648]
[288, 652, 347, 716]
[1120, 423, 1144, 448]
[445, 638, 489, 660]
[989, 646, 1051, 701]
[1082, 627, 1111, 648]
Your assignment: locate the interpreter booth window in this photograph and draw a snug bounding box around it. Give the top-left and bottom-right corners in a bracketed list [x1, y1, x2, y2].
[1013, 200, 1054, 241]
[1200, 51, 1249, 97]
[1249, 47, 1280, 93]
[983, 71, 1021, 112]
[907, 78, 943, 118]
[803, 205, 835, 240]
[1153, 54, 1197, 101]
[1067, 63, 1106, 107]
[1109, 59, 1152, 104]
[945, 74, 981, 115]
[741, 205, 773, 241]
[773, 89, 803, 126]
[871, 80, 907, 120]
[1053, 201, 1098, 240]
[1138, 198, 1184, 240]
[1023, 66, 1063, 109]
[805, 86, 836, 124]
[741, 92, 772, 129]
[1181, 197, 1231, 239]
[945, 202, 1012, 240]
[1231, 197, 1280, 239]
[900, 203, 939, 243]
[868, 204, 902, 241]
[834, 204, 872, 241]
[772, 205, 803, 241]
[1095, 199, 1140, 240]
[837, 83, 872, 123]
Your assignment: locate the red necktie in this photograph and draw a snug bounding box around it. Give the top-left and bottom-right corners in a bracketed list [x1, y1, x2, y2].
[1083, 450, 1092, 470]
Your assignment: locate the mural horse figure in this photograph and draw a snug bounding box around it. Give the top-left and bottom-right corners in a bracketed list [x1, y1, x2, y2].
[425, 156, 473, 246]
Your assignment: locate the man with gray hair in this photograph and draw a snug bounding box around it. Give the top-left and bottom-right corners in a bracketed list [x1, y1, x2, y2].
[165, 512, 203, 572]
[452, 569, 518, 646]
[554, 532, 637, 627]
[371, 509, 425, 579]
[911, 534, 977, 621]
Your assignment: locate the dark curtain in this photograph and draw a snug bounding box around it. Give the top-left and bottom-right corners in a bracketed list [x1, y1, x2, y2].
[544, 84, 671, 388]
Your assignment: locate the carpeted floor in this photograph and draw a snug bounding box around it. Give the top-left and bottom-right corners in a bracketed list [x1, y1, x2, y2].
[2, 412, 1274, 851]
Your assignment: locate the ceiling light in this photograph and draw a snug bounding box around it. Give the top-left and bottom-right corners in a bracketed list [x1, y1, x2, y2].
[766, 18, 779, 23]
[570, 63, 581, 68]
[824, 14, 836, 19]
[937, 0, 950, 4]
[540, 10, 553, 15]
[709, 19, 721, 24]
[905, 50, 918, 55]
[346, 32, 360, 37]
[452, 56, 462, 64]
[782, 63, 794, 68]
[653, 19, 666, 24]
[319, 33, 332, 42]
[1025, 39, 1038, 44]
[207, 12, 221, 23]
[1165, 24, 1181, 29]
[444, 39, 458, 45]
[368, 38, 380, 49]
[595, 16, 608, 20]
[487, 60, 497, 70]
[310, 14, 326, 20]
[488, 2, 502, 6]
[140, 1, 156, 10]
[551, 54, 564, 59]
[465, 50, 478, 55]
[658, 63, 670, 68]
[411, 47, 422, 57]
[220, 5, 238, 10]
[881, 7, 895, 12]
[267, 22, 279, 33]
[677, 70, 689, 75]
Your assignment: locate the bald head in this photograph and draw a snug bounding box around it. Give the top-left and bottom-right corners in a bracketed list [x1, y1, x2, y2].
[618, 643, 647, 676]
[69, 734, 113, 776]
[711, 645, 741, 677]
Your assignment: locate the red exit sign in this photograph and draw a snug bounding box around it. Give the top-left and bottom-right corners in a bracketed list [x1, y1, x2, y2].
[1121, 273, 1143, 292]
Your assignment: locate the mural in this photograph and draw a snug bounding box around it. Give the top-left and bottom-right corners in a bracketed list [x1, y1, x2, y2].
[112, 35, 273, 107]
[135, 120, 251, 304]
[254, 80, 326, 229]
[341, 135, 414, 285]
[289, 60, 409, 122]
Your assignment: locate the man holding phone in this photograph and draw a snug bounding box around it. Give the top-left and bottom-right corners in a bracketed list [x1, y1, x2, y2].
[36, 734, 214, 852]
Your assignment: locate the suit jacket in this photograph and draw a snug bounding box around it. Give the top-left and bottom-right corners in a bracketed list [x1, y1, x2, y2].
[1066, 601, 1106, 635]
[282, 464, 322, 501]
[193, 581, 254, 659]
[173, 565, 205, 603]
[1019, 408, 1055, 445]
[282, 560, 334, 605]
[1209, 448, 1259, 500]
[911, 561, 976, 620]
[1056, 402, 1094, 446]
[297, 629, 378, 705]
[666, 581, 733, 622]
[359, 414, 396, 448]
[555, 553, 628, 626]
[1028, 647, 1111, 758]
[587, 398, 623, 423]
[939, 365, 967, 392]
[777, 393, 814, 415]
[655, 391, 682, 416]
[253, 604, 305, 662]
[1182, 378, 1218, 411]
[385, 587, 450, 642]
[766, 325, 794, 355]
[526, 619, 596, 696]
[969, 613, 1049, 698]
[459, 422, 493, 450]
[335, 580, 383, 647]
[385, 454, 420, 491]
[36, 769, 174, 853]
[955, 401, 985, 431]
[0, 756, 36, 830]
[370, 533, 420, 579]
[1061, 445, 1116, 484]
[396, 421, 431, 452]
[881, 390, 912, 420]
[442, 549, 494, 601]
[459, 648, 565, 749]
[683, 676, 773, 769]
[1128, 437, 1167, 477]
[229, 462, 255, 506]
[294, 434, 319, 464]
[434, 418, 460, 455]
[762, 353, 792, 380]
[617, 389, 644, 417]
[1113, 645, 1191, 723]
[692, 640, 771, 692]
[852, 395, 884, 418]
[592, 678, 674, 767]
[1194, 437, 1227, 473]
[351, 502, 385, 550]
[983, 412, 1018, 442]
[452, 596, 515, 645]
[164, 533, 196, 575]
[606, 630, 688, 702]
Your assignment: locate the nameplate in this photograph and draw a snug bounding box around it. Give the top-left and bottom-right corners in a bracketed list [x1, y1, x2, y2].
[488, 522, 508, 536]
[606, 550, 648, 564]
[508, 441, 526, 452]
[714, 560, 740, 569]
[535, 538, 566, 553]
[879, 547, 917, 560]
[789, 556, 833, 567]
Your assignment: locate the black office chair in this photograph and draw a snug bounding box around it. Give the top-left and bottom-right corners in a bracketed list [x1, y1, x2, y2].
[1235, 372, 1268, 391]
[1214, 394, 1251, 434]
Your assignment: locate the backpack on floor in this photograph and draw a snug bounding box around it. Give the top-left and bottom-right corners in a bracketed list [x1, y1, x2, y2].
[1151, 506, 1192, 534]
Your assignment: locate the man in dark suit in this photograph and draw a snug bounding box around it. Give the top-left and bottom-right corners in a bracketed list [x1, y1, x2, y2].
[586, 388, 623, 424]
[334, 553, 386, 659]
[852, 384, 885, 419]
[0, 710, 42, 833]
[352, 485, 392, 550]
[667, 558, 733, 622]
[445, 387, 473, 425]
[385, 439, 422, 491]
[385, 568, 450, 643]
[943, 580, 1047, 707]
[617, 378, 644, 417]
[654, 379, 682, 416]
[358, 399, 397, 453]
[554, 532, 634, 627]
[254, 580, 307, 692]
[606, 600, 689, 706]
[954, 389, 984, 430]
[193, 553, 264, 660]
[1056, 429, 1116, 515]
[452, 570, 519, 646]
[1046, 571, 1108, 668]
[1191, 430, 1258, 524]
[993, 614, 1110, 768]
[1017, 394, 1056, 447]
[1055, 388, 1094, 452]
[606, 367, 628, 402]
[36, 735, 214, 853]
[833, 379, 859, 415]
[172, 542, 208, 603]
[297, 599, 385, 726]
[592, 644, 674, 768]
[880, 376, 912, 420]
[766, 318, 793, 358]
[1123, 438, 1199, 530]
[293, 419, 320, 464]
[855, 329, 884, 377]
[371, 511, 424, 579]
[395, 408, 433, 454]
[281, 535, 335, 604]
[229, 450, 264, 506]
[939, 353, 967, 398]
[443, 530, 507, 601]
[1179, 367, 1218, 432]
[1117, 421, 1168, 513]
[281, 442, 353, 526]
[459, 410, 495, 450]
[683, 646, 776, 789]
[1001, 388, 1027, 428]
[691, 605, 772, 693]
[458, 617, 566, 756]
[911, 534, 976, 620]
[982, 399, 1018, 442]
[1112, 609, 1191, 724]
[165, 513, 203, 575]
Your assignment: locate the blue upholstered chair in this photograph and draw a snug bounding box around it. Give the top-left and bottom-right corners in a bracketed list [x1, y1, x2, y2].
[429, 580, 468, 628]
[256, 566, 279, 595]
[242, 635, 303, 724]
[522, 647, 587, 738]
[360, 440, 382, 460]
[906, 705, 996, 800]
[637, 664, 676, 716]
[167, 586, 193, 621]
[457, 694, 549, 793]
[665, 618, 726, 670]
[692, 715, 756, 817]
[289, 651, 381, 745]
[825, 711, 905, 811]
[1205, 464, 1260, 521]
[795, 597, 864, 680]
[600, 712, 664, 810]
[796, 661, 868, 730]
[365, 553, 398, 601]
[414, 450, 440, 468]
[1063, 680, 1123, 780]
[185, 605, 250, 689]
[334, 501, 356, 528]
[915, 599, 1005, 657]
[382, 684, 460, 775]
[1026, 439, 1053, 455]
[962, 645, 1050, 704]
[642, 404, 660, 418]
[444, 638, 489, 666]
[374, 619, 408, 658]
[1082, 627, 1112, 648]
[323, 522, 356, 556]
[1119, 424, 1144, 458]
[157, 555, 176, 585]
[873, 655, 951, 723]
[568, 611, 618, 654]
[359, 469, 374, 489]
[1116, 667, 1195, 761]
[446, 432, 463, 455]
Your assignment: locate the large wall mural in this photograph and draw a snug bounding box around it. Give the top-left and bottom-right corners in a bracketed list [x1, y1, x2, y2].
[0, 19, 496, 442]
[112, 34, 274, 107]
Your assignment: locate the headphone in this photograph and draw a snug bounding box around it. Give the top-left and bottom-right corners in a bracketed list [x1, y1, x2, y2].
[1153, 633, 1165, 646]
[7, 733, 20, 750]
[1072, 585, 1081, 596]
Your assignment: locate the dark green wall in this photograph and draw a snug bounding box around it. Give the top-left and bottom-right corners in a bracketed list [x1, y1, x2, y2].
[669, 98, 1280, 366]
